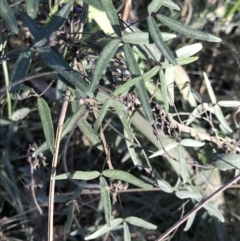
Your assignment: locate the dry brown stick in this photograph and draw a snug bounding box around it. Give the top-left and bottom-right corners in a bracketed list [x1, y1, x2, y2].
[48, 88, 70, 241]
[155, 174, 240, 241]
[122, 0, 132, 23]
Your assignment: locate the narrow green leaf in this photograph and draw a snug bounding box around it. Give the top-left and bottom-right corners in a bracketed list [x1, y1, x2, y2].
[213, 105, 232, 133]
[178, 145, 187, 183]
[102, 169, 153, 189]
[90, 39, 119, 93]
[11, 108, 30, 122]
[157, 14, 221, 42]
[180, 139, 205, 147]
[34, 0, 74, 46]
[190, 88, 202, 103]
[159, 70, 169, 113]
[32, 105, 86, 157]
[37, 97, 55, 154]
[26, 0, 40, 19]
[100, 176, 111, 227]
[20, 12, 40, 37]
[93, 98, 111, 133]
[218, 101, 240, 108]
[175, 190, 202, 200]
[37, 47, 89, 93]
[114, 66, 159, 97]
[203, 72, 217, 104]
[153, 169, 172, 193]
[55, 171, 100, 180]
[176, 43, 203, 57]
[211, 154, 240, 170]
[123, 44, 153, 124]
[122, 32, 149, 44]
[0, 0, 19, 34]
[184, 205, 197, 231]
[100, 0, 122, 37]
[147, 0, 165, 13]
[123, 222, 131, 241]
[187, 185, 202, 201]
[78, 119, 103, 151]
[65, 202, 74, 233]
[114, 100, 138, 165]
[10, 48, 33, 92]
[147, 16, 177, 66]
[125, 216, 157, 230]
[162, 1, 180, 11]
[149, 141, 178, 158]
[203, 203, 225, 222]
[84, 218, 123, 240]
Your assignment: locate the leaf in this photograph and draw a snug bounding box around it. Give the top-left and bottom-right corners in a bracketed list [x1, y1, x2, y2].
[37, 47, 89, 93]
[178, 145, 187, 183]
[34, 0, 74, 46]
[10, 48, 33, 92]
[102, 169, 153, 189]
[78, 119, 103, 151]
[122, 32, 149, 44]
[176, 43, 203, 57]
[211, 154, 240, 170]
[153, 169, 172, 193]
[147, 16, 177, 66]
[157, 14, 221, 42]
[123, 222, 131, 241]
[203, 72, 217, 104]
[20, 12, 41, 37]
[100, 176, 111, 227]
[55, 171, 100, 180]
[32, 105, 86, 157]
[187, 184, 202, 201]
[218, 101, 240, 108]
[162, 1, 180, 11]
[180, 139, 205, 147]
[84, 218, 123, 240]
[11, 108, 30, 122]
[114, 100, 138, 165]
[37, 97, 55, 154]
[90, 39, 119, 93]
[26, 0, 40, 19]
[213, 104, 232, 133]
[93, 98, 111, 133]
[114, 66, 159, 97]
[203, 203, 225, 222]
[100, 0, 122, 37]
[125, 216, 157, 230]
[147, 0, 165, 13]
[0, 0, 19, 34]
[159, 70, 169, 113]
[175, 190, 202, 200]
[149, 141, 178, 158]
[184, 205, 197, 231]
[123, 44, 153, 124]
[65, 202, 74, 233]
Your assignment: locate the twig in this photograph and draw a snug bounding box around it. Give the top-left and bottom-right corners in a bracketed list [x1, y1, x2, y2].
[155, 174, 240, 241]
[48, 88, 70, 241]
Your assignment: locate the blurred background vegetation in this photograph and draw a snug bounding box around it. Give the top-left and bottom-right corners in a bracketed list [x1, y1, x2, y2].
[1, 0, 240, 240]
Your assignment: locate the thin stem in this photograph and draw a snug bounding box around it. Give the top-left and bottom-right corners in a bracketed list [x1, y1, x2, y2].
[48, 88, 70, 241]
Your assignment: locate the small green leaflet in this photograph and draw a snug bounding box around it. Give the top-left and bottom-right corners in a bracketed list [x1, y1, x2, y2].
[55, 171, 100, 180]
[37, 97, 55, 154]
[99, 176, 111, 227]
[211, 154, 240, 171]
[125, 216, 157, 230]
[157, 14, 221, 42]
[102, 169, 152, 189]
